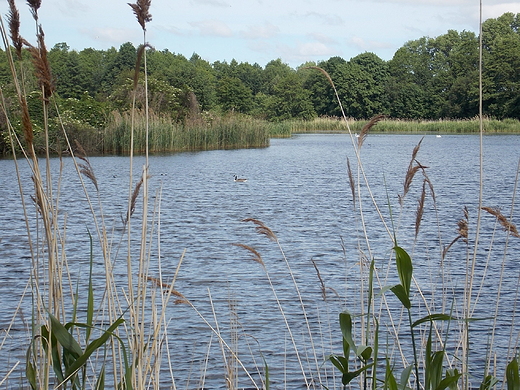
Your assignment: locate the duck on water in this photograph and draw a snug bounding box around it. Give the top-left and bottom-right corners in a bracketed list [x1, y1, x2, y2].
[234, 175, 247, 182]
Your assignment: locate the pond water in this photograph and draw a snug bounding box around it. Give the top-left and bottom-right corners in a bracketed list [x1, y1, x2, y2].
[1, 134, 520, 389]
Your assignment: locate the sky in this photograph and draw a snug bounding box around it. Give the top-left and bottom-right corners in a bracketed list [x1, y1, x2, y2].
[2, 0, 520, 69]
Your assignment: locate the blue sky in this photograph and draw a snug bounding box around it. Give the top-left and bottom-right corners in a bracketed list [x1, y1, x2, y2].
[3, 0, 520, 68]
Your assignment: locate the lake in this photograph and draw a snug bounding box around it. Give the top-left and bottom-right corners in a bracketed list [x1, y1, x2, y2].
[1, 134, 520, 389]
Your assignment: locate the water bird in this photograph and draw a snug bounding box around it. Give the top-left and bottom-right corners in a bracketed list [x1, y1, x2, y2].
[436, 134, 442, 138]
[234, 175, 247, 182]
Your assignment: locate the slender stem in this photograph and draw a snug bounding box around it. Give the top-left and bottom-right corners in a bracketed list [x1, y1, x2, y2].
[408, 308, 420, 390]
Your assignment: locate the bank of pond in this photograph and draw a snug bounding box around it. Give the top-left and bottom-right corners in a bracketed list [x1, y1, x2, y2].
[5, 114, 520, 156]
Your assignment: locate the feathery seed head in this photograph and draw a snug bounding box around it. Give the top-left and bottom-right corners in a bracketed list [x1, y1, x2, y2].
[242, 218, 277, 241]
[128, 0, 152, 31]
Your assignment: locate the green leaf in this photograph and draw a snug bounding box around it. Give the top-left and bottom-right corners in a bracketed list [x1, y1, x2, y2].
[435, 372, 462, 390]
[480, 375, 499, 390]
[412, 314, 457, 328]
[506, 357, 520, 390]
[25, 347, 37, 390]
[400, 365, 414, 388]
[87, 230, 94, 343]
[95, 365, 106, 390]
[65, 318, 125, 378]
[357, 345, 373, 361]
[342, 362, 375, 386]
[48, 313, 83, 358]
[339, 311, 357, 352]
[393, 245, 413, 297]
[391, 284, 411, 309]
[329, 354, 349, 374]
[385, 360, 398, 390]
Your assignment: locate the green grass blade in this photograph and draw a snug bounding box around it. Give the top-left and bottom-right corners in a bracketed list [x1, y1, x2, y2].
[385, 359, 398, 390]
[49, 313, 83, 357]
[86, 230, 94, 343]
[412, 314, 456, 328]
[435, 372, 462, 390]
[339, 311, 357, 353]
[64, 318, 125, 378]
[390, 284, 411, 309]
[329, 354, 349, 373]
[506, 357, 520, 390]
[95, 364, 106, 390]
[393, 246, 413, 298]
[400, 365, 414, 389]
[480, 375, 499, 390]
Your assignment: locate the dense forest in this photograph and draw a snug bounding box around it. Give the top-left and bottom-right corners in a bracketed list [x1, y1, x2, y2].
[1, 12, 519, 154]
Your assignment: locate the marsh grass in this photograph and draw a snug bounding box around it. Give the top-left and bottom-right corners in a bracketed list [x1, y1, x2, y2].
[103, 110, 270, 154]
[288, 116, 520, 134]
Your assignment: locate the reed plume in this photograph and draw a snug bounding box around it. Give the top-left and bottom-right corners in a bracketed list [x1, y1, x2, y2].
[242, 218, 277, 241]
[26, 26, 54, 101]
[125, 177, 144, 225]
[443, 207, 470, 260]
[358, 114, 385, 150]
[27, 0, 42, 21]
[232, 243, 264, 267]
[128, 0, 152, 31]
[7, 0, 23, 58]
[415, 180, 427, 238]
[399, 138, 427, 206]
[133, 43, 153, 90]
[481, 206, 520, 238]
[347, 157, 356, 207]
[74, 140, 98, 191]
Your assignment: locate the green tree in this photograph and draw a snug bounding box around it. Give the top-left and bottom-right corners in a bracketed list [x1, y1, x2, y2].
[264, 72, 316, 121]
[48, 43, 83, 99]
[342, 53, 389, 118]
[216, 76, 253, 113]
[482, 13, 520, 118]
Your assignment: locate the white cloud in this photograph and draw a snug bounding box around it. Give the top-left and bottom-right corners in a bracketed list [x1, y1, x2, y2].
[349, 36, 393, 51]
[307, 33, 338, 45]
[190, 0, 231, 6]
[190, 20, 233, 37]
[303, 12, 344, 26]
[241, 23, 280, 39]
[82, 27, 140, 45]
[297, 41, 336, 56]
[483, 2, 520, 18]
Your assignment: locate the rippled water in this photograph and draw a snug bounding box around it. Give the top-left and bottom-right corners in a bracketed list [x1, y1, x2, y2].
[1, 134, 520, 389]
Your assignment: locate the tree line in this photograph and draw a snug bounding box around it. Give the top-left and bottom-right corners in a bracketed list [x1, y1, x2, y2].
[1, 12, 519, 152]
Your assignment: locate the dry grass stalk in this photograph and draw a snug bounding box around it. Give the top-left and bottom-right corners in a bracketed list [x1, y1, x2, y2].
[358, 114, 385, 150]
[232, 243, 264, 267]
[74, 140, 98, 191]
[128, 0, 152, 31]
[241, 218, 277, 241]
[481, 206, 520, 238]
[347, 157, 356, 208]
[311, 258, 327, 301]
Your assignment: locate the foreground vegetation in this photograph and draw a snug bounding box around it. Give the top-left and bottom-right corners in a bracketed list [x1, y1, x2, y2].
[2, 1, 520, 390]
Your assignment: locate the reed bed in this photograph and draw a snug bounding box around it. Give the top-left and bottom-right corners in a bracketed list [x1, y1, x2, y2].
[289, 116, 520, 134]
[103, 110, 270, 154]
